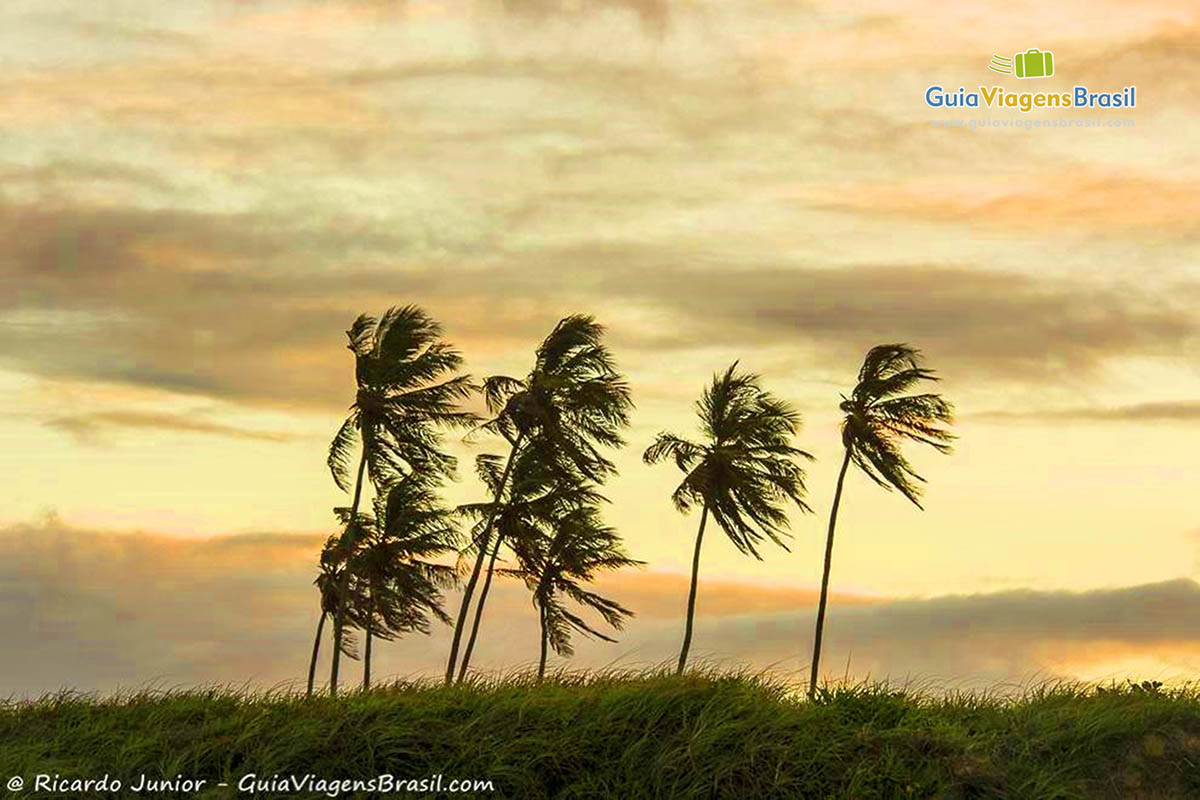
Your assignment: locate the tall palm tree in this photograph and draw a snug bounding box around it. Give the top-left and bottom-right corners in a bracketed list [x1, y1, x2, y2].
[515, 503, 641, 678]
[644, 363, 812, 674]
[807, 344, 954, 698]
[325, 305, 476, 695]
[445, 315, 631, 683]
[355, 476, 459, 689]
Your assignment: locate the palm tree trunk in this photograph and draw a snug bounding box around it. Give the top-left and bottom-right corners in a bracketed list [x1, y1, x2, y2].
[456, 531, 504, 682]
[362, 586, 374, 691]
[809, 447, 852, 699]
[306, 610, 326, 698]
[537, 603, 549, 680]
[331, 449, 368, 696]
[444, 432, 524, 684]
[676, 505, 710, 675]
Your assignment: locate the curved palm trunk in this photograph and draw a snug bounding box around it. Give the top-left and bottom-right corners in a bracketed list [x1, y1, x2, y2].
[362, 586, 374, 691]
[808, 447, 852, 699]
[444, 433, 524, 684]
[676, 505, 710, 675]
[306, 610, 327, 698]
[330, 450, 368, 696]
[456, 532, 505, 682]
[537, 602, 549, 680]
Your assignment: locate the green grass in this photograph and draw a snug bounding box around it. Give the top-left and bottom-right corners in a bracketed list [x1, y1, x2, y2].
[2, 671, 1199, 799]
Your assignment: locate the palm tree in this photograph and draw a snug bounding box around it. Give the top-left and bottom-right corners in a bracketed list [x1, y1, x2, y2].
[807, 344, 954, 698]
[306, 535, 344, 697]
[516, 503, 641, 678]
[445, 315, 631, 683]
[453, 446, 604, 681]
[355, 476, 459, 689]
[325, 305, 476, 695]
[644, 363, 812, 674]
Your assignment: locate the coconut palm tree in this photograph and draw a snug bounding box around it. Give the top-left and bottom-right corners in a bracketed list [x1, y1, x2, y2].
[306, 534, 344, 697]
[444, 315, 631, 683]
[307, 525, 366, 696]
[355, 475, 459, 689]
[453, 446, 603, 681]
[325, 305, 476, 695]
[807, 344, 954, 698]
[516, 503, 641, 678]
[644, 363, 812, 674]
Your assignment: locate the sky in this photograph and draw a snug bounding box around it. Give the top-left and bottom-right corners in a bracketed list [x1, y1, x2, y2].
[1, 0, 1198, 695]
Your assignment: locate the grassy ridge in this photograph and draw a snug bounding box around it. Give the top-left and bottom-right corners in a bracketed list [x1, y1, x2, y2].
[2, 672, 1199, 799]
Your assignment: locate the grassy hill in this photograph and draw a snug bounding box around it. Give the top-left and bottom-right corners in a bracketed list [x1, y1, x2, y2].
[2, 672, 1198, 799]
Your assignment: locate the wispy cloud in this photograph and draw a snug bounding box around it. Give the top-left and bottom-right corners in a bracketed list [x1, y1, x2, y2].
[974, 401, 1200, 423]
[42, 410, 298, 444]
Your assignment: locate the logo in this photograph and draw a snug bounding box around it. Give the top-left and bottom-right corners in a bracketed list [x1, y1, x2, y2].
[923, 48, 1136, 113]
[989, 49, 1055, 79]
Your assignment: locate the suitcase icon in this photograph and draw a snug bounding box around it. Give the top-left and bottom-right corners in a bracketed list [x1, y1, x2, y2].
[1014, 49, 1054, 79]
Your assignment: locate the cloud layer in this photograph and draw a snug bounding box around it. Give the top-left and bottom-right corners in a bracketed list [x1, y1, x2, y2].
[5, 520, 1199, 697]
[2, 0, 1198, 416]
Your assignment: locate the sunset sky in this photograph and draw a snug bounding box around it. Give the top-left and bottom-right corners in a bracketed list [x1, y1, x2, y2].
[2, 0, 1199, 695]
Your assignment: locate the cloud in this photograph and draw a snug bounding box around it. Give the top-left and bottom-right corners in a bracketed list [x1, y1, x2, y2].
[1074, 25, 1200, 105]
[1, 192, 1193, 411]
[1, 0, 1197, 421]
[3, 518, 1199, 696]
[973, 401, 1200, 424]
[42, 410, 298, 444]
[582, 261, 1197, 381]
[588, 571, 880, 619]
[792, 173, 1200, 235]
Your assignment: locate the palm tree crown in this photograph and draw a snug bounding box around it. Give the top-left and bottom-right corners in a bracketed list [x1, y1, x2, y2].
[838, 343, 954, 507]
[516, 502, 641, 677]
[328, 305, 477, 493]
[644, 363, 813, 558]
[362, 476, 460, 636]
[479, 314, 632, 480]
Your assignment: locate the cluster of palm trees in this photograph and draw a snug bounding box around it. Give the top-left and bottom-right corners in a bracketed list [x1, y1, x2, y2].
[306, 305, 954, 699]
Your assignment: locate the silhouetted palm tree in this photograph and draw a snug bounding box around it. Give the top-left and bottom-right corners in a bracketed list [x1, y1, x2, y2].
[644, 363, 812, 674]
[355, 475, 459, 690]
[326, 306, 475, 695]
[454, 447, 604, 681]
[445, 315, 631, 683]
[807, 344, 954, 698]
[307, 535, 343, 698]
[516, 504, 641, 678]
[308, 524, 364, 696]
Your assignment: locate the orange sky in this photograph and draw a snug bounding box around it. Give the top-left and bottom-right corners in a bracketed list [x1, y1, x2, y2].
[1, 0, 1198, 693]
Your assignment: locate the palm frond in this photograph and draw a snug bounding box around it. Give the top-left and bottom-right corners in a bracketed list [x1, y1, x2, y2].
[327, 415, 360, 493]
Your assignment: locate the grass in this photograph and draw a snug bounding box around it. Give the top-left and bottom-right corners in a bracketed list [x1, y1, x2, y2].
[2, 671, 1199, 799]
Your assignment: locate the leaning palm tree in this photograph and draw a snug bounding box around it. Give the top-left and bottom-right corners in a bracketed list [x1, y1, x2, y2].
[454, 446, 604, 681]
[306, 535, 344, 697]
[807, 344, 954, 698]
[644, 363, 812, 674]
[355, 475, 459, 689]
[308, 525, 365, 696]
[516, 504, 641, 678]
[325, 305, 476, 695]
[444, 315, 631, 683]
